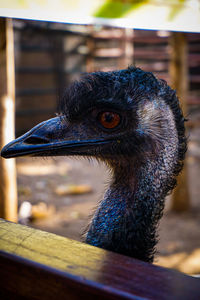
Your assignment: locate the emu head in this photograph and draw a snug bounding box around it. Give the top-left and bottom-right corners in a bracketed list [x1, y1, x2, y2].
[1, 67, 186, 179]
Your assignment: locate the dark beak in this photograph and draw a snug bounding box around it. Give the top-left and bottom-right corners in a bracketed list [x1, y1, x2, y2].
[1, 117, 111, 159]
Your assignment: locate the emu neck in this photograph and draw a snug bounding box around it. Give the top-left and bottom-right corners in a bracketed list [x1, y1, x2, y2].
[86, 140, 178, 262]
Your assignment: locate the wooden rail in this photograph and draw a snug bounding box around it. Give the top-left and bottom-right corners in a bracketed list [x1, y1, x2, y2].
[0, 218, 200, 300]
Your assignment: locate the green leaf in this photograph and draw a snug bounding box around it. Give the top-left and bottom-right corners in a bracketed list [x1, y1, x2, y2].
[94, 0, 149, 19]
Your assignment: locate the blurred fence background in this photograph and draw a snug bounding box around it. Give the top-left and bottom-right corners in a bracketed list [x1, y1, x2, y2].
[14, 20, 200, 135]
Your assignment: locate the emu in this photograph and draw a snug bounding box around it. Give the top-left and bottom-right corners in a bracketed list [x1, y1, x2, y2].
[1, 67, 187, 262]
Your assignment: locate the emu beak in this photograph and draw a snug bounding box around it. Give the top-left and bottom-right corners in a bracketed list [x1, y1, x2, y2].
[1, 117, 110, 159]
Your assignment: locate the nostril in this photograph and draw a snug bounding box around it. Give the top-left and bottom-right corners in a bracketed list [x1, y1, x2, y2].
[24, 136, 49, 145]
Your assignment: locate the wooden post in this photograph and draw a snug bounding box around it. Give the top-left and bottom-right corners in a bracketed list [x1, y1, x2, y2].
[169, 32, 190, 211]
[86, 26, 95, 73]
[119, 28, 134, 69]
[0, 18, 17, 222]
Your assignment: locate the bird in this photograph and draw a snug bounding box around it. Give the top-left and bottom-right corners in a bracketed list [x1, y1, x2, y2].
[1, 67, 187, 263]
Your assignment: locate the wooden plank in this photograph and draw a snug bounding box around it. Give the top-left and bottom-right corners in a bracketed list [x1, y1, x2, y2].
[0, 18, 17, 222]
[169, 32, 190, 212]
[16, 108, 55, 117]
[92, 32, 168, 44]
[136, 61, 168, 72]
[94, 48, 124, 58]
[15, 51, 54, 68]
[16, 87, 57, 97]
[16, 94, 57, 111]
[187, 119, 200, 128]
[16, 72, 56, 89]
[16, 66, 56, 73]
[189, 75, 200, 83]
[187, 96, 200, 105]
[0, 218, 200, 300]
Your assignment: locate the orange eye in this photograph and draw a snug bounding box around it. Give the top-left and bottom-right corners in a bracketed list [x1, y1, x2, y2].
[98, 112, 121, 129]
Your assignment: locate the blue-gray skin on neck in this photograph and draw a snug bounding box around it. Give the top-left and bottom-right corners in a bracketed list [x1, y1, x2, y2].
[86, 100, 179, 262]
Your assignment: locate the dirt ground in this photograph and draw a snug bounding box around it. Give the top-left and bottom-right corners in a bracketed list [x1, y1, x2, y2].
[16, 126, 200, 275]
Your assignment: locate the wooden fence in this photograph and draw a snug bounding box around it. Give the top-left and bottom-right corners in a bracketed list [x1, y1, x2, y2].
[0, 218, 200, 300]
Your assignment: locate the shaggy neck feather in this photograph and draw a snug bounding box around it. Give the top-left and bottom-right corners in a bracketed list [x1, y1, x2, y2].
[86, 129, 178, 262]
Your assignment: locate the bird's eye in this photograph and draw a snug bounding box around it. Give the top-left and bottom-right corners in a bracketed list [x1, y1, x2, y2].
[98, 112, 121, 129]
